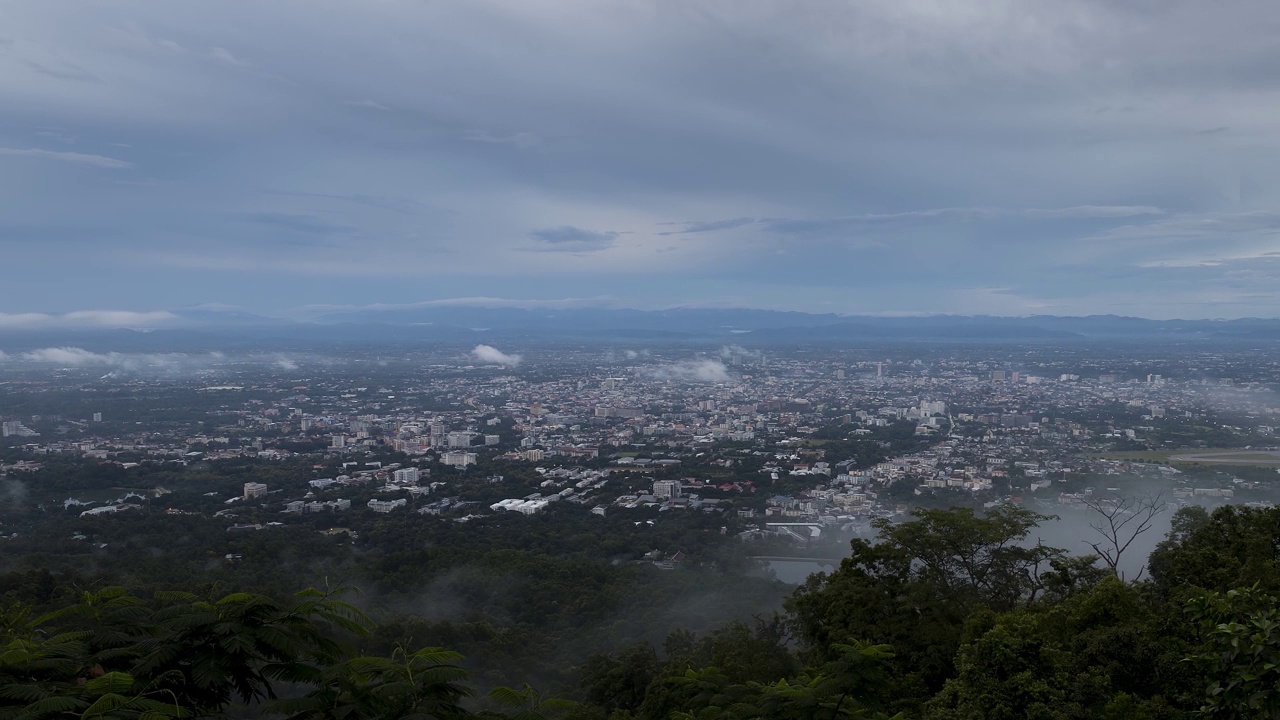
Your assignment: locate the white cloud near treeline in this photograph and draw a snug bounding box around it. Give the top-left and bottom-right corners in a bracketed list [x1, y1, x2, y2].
[0, 310, 178, 329]
[642, 359, 732, 383]
[16, 347, 218, 373]
[471, 344, 522, 367]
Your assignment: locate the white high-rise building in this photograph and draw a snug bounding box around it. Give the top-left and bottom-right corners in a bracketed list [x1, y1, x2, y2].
[393, 467, 420, 485]
[652, 479, 683, 499]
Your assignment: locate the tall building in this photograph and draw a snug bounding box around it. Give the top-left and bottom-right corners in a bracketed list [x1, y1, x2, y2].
[92, 412, 103, 422]
[920, 400, 947, 416]
[1, 421, 35, 438]
[991, 370, 1006, 382]
[331, 434, 346, 448]
[876, 362, 884, 378]
[652, 479, 683, 499]
[392, 467, 420, 485]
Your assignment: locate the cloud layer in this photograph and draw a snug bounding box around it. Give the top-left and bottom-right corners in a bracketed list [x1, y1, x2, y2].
[11, 347, 222, 374]
[4, 2, 1280, 317]
[642, 359, 733, 383]
[0, 311, 178, 329]
[470, 344, 522, 367]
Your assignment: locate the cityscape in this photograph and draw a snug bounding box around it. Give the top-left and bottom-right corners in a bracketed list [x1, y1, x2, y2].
[6, 0, 1280, 716]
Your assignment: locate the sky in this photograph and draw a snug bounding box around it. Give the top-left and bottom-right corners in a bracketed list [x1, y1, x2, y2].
[4, 0, 1280, 324]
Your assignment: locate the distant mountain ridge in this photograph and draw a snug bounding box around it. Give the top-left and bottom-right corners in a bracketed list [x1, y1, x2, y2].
[6, 306, 1280, 349]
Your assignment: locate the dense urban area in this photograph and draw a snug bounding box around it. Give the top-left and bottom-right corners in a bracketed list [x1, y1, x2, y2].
[4, 339, 1280, 718]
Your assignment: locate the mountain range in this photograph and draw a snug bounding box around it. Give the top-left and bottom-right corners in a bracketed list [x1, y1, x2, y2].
[6, 306, 1280, 351]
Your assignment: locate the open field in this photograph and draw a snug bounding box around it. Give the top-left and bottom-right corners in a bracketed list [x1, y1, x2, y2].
[1097, 449, 1280, 466]
[1167, 450, 1280, 465]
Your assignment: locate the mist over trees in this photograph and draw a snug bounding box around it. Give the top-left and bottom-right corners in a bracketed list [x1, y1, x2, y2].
[4, 503, 1280, 719]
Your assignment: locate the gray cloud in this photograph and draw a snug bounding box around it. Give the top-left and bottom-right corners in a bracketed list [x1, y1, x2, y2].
[234, 212, 355, 235]
[659, 218, 757, 235]
[0, 147, 132, 168]
[0, 310, 177, 329]
[527, 226, 620, 252]
[642, 359, 733, 383]
[2, 1, 1280, 317]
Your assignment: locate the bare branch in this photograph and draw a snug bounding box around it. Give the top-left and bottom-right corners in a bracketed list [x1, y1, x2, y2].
[1081, 492, 1167, 582]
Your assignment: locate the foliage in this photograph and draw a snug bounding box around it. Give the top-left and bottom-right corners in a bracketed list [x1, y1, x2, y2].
[925, 579, 1191, 719]
[786, 506, 1062, 711]
[1184, 586, 1280, 719]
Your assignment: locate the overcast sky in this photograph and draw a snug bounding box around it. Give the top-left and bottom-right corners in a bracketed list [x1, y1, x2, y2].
[4, 0, 1280, 323]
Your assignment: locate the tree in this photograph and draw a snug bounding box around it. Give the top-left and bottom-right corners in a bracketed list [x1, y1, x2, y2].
[1184, 586, 1280, 719]
[579, 644, 660, 714]
[269, 646, 473, 720]
[1148, 506, 1280, 596]
[787, 506, 1064, 712]
[924, 578, 1192, 720]
[1081, 493, 1167, 581]
[658, 641, 902, 720]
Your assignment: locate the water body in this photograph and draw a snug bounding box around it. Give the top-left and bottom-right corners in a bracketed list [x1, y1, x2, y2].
[766, 559, 832, 584]
[763, 507, 1176, 585]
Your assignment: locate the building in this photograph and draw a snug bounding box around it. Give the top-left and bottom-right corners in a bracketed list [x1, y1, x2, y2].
[367, 498, 407, 513]
[243, 482, 268, 499]
[919, 400, 947, 416]
[92, 412, 103, 422]
[429, 419, 446, 447]
[991, 370, 1006, 382]
[447, 431, 477, 448]
[392, 467, 420, 485]
[1, 421, 36, 438]
[442, 451, 477, 468]
[652, 479, 683, 499]
[331, 434, 346, 449]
